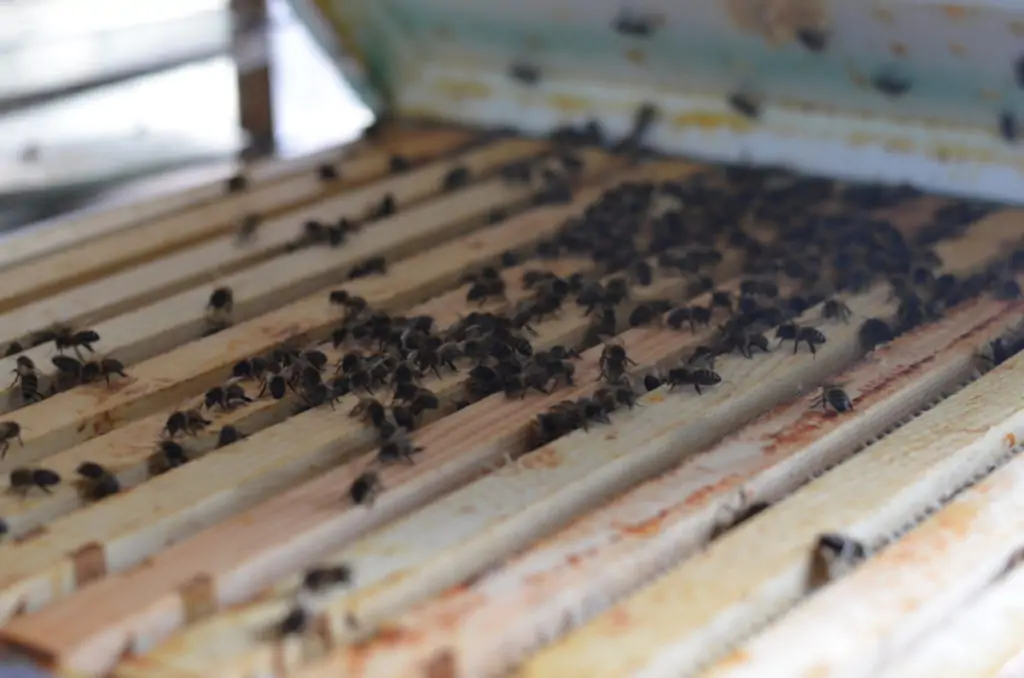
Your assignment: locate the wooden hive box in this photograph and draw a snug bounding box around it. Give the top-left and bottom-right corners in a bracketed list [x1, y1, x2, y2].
[0, 119, 1024, 678]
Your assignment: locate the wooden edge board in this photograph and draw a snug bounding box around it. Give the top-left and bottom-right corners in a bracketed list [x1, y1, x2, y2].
[0, 129, 473, 314]
[0, 138, 548, 366]
[697, 428, 1024, 678]
[0, 130, 387, 274]
[168, 284, 887, 678]
[516, 226, 1024, 678]
[264, 293, 1022, 678]
[0, 259, 760, 676]
[0, 150, 620, 469]
[0, 163, 694, 616]
[874, 550, 1024, 678]
[0, 257, 589, 539]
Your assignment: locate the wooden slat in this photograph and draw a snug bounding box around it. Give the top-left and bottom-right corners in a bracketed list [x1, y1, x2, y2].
[267, 293, 1022, 678]
[874, 554, 1024, 678]
[0, 128, 472, 314]
[0, 138, 546, 362]
[517, 212, 1024, 678]
[0, 149, 617, 468]
[0, 162, 686, 621]
[0, 164, 732, 676]
[0, 129, 385, 273]
[697, 436, 1024, 678]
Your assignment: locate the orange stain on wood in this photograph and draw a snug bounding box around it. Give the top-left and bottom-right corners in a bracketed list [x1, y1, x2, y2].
[683, 474, 744, 508]
[618, 509, 669, 538]
[624, 48, 646, 65]
[672, 112, 753, 132]
[1005, 432, 1017, 449]
[939, 5, 974, 20]
[519, 447, 562, 469]
[715, 647, 751, 669]
[949, 42, 966, 56]
[890, 42, 907, 58]
[933, 501, 979, 538]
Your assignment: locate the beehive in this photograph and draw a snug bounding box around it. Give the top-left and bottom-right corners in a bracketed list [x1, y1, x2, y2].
[0, 119, 1023, 678]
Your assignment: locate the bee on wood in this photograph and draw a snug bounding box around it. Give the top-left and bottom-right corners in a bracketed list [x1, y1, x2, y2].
[39, 326, 100, 359]
[303, 564, 352, 592]
[822, 298, 852, 323]
[599, 344, 637, 382]
[328, 289, 369, 316]
[389, 154, 411, 173]
[217, 425, 245, 448]
[794, 327, 827, 355]
[509, 62, 541, 86]
[76, 462, 120, 500]
[666, 367, 721, 395]
[710, 494, 771, 539]
[348, 256, 387, 280]
[533, 401, 587, 445]
[795, 27, 828, 52]
[349, 471, 382, 506]
[207, 287, 234, 316]
[9, 467, 60, 495]
[377, 432, 424, 465]
[814, 384, 853, 414]
[809, 532, 867, 588]
[711, 291, 733, 315]
[612, 9, 660, 37]
[156, 440, 189, 469]
[225, 173, 248, 193]
[442, 165, 471, 192]
[633, 261, 654, 286]
[350, 397, 393, 438]
[728, 92, 761, 120]
[467, 277, 507, 305]
[368, 193, 396, 219]
[317, 163, 339, 181]
[0, 421, 23, 459]
[204, 383, 252, 410]
[859, 317, 894, 352]
[163, 409, 211, 437]
[1000, 111, 1018, 143]
[628, 302, 668, 328]
[236, 213, 262, 244]
[278, 606, 308, 636]
[267, 373, 290, 400]
[643, 373, 663, 391]
[10, 357, 42, 403]
[872, 71, 911, 98]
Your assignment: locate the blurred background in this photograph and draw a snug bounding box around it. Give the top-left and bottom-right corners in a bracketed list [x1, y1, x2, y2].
[0, 0, 373, 231]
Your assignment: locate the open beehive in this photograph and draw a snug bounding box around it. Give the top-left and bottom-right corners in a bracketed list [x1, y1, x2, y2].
[0, 119, 1023, 678]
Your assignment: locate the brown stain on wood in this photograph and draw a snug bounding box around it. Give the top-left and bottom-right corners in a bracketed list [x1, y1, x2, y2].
[939, 4, 976, 20]
[14, 525, 47, 544]
[70, 542, 106, 586]
[682, 475, 745, 508]
[724, 0, 830, 45]
[179, 573, 217, 623]
[618, 509, 670, 537]
[423, 650, 456, 678]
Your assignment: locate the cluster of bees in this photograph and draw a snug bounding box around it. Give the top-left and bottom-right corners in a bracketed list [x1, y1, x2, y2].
[1, 324, 131, 502]
[3, 325, 127, 406]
